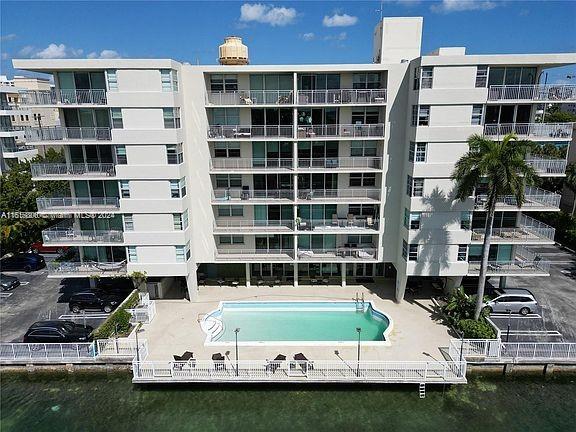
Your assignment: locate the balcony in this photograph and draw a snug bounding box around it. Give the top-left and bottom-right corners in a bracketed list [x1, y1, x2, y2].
[31, 163, 116, 178]
[1, 143, 37, 156]
[212, 189, 294, 203]
[297, 188, 381, 202]
[468, 247, 549, 276]
[483, 123, 573, 140]
[525, 157, 567, 176]
[206, 90, 293, 106]
[471, 215, 555, 244]
[47, 260, 127, 277]
[36, 197, 120, 213]
[42, 221, 124, 245]
[297, 124, 385, 139]
[215, 248, 295, 261]
[297, 247, 377, 261]
[487, 85, 576, 102]
[298, 157, 382, 171]
[21, 89, 107, 105]
[296, 218, 379, 232]
[214, 219, 294, 233]
[475, 186, 561, 211]
[25, 126, 112, 142]
[296, 89, 387, 105]
[209, 158, 293, 171]
[208, 125, 293, 140]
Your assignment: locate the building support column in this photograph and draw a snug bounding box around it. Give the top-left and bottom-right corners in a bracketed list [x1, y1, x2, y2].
[245, 263, 251, 288]
[445, 276, 463, 295]
[341, 263, 346, 288]
[499, 276, 507, 289]
[185, 267, 198, 301]
[293, 262, 298, 288]
[395, 272, 408, 303]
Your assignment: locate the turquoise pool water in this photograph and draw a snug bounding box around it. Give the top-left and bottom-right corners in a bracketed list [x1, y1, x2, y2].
[205, 301, 391, 344]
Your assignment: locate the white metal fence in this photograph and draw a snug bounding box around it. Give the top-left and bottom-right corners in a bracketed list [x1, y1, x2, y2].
[25, 126, 112, 142]
[127, 293, 157, 324]
[31, 163, 116, 177]
[212, 189, 295, 201]
[297, 89, 387, 105]
[298, 157, 382, 170]
[214, 219, 295, 230]
[297, 188, 381, 201]
[483, 123, 573, 139]
[207, 90, 293, 105]
[208, 125, 294, 139]
[525, 158, 567, 175]
[132, 360, 466, 383]
[449, 339, 576, 363]
[210, 158, 293, 170]
[22, 89, 108, 105]
[36, 197, 120, 211]
[488, 84, 576, 101]
[297, 124, 385, 138]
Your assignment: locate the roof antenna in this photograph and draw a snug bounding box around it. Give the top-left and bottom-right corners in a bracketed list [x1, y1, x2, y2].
[376, 0, 384, 21]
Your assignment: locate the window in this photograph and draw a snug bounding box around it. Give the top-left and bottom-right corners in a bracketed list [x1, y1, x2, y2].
[175, 246, 185, 262]
[210, 74, 238, 92]
[163, 108, 181, 128]
[352, 73, 381, 89]
[218, 206, 244, 217]
[119, 180, 130, 198]
[475, 66, 488, 88]
[421, 67, 433, 89]
[215, 174, 242, 188]
[111, 108, 123, 129]
[123, 214, 134, 231]
[214, 142, 240, 158]
[106, 70, 118, 91]
[166, 144, 184, 164]
[348, 204, 376, 217]
[409, 212, 421, 230]
[211, 108, 240, 126]
[161, 69, 178, 92]
[407, 176, 424, 197]
[417, 105, 430, 126]
[127, 246, 138, 263]
[402, 240, 408, 260]
[347, 235, 373, 245]
[471, 105, 484, 125]
[412, 68, 420, 90]
[115, 145, 127, 164]
[351, 107, 380, 125]
[350, 141, 377, 157]
[411, 105, 418, 126]
[219, 236, 244, 245]
[170, 178, 186, 198]
[403, 208, 409, 229]
[173, 213, 183, 230]
[460, 211, 472, 230]
[409, 142, 427, 162]
[458, 245, 468, 261]
[349, 173, 376, 187]
[403, 242, 418, 261]
[182, 210, 189, 229]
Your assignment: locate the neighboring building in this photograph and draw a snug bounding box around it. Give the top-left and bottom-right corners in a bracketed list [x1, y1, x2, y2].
[560, 125, 576, 215]
[12, 17, 576, 301]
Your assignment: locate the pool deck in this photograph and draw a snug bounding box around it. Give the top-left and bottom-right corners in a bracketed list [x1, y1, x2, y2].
[139, 282, 453, 364]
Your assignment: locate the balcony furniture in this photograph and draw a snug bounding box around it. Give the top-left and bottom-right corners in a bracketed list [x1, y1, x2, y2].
[173, 351, 196, 370]
[234, 128, 251, 138]
[366, 217, 374, 228]
[292, 353, 314, 372]
[347, 214, 355, 227]
[277, 95, 291, 104]
[231, 280, 239, 287]
[217, 279, 225, 287]
[212, 353, 226, 371]
[332, 214, 339, 227]
[241, 186, 250, 200]
[240, 95, 253, 105]
[357, 250, 374, 260]
[298, 249, 314, 258]
[326, 158, 339, 168]
[374, 97, 386, 103]
[265, 354, 286, 374]
[91, 260, 127, 272]
[322, 279, 329, 285]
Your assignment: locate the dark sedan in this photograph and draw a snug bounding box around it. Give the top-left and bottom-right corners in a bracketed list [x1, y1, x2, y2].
[0, 253, 46, 272]
[0, 273, 21, 291]
[23, 321, 93, 343]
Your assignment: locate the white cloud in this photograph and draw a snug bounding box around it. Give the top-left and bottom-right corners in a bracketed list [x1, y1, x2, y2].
[431, 0, 497, 13]
[1, 34, 17, 42]
[300, 32, 315, 41]
[324, 32, 348, 41]
[17, 46, 35, 57]
[322, 13, 358, 27]
[1, 53, 9, 60]
[240, 3, 297, 26]
[33, 43, 83, 59]
[87, 49, 121, 59]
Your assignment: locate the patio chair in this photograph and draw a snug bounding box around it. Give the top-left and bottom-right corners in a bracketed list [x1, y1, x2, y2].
[173, 351, 196, 370]
[212, 353, 226, 371]
[266, 354, 286, 374]
[293, 352, 314, 371]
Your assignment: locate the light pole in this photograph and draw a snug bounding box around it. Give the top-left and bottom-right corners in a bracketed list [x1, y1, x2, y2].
[356, 327, 362, 377]
[506, 309, 512, 343]
[234, 328, 240, 377]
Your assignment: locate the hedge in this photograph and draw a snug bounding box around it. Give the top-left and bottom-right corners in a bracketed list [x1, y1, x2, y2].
[92, 290, 140, 339]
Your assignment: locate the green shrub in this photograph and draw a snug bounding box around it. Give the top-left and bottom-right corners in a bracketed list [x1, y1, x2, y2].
[458, 319, 496, 339]
[92, 291, 139, 339]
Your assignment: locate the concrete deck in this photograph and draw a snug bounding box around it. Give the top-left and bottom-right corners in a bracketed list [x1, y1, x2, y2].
[139, 282, 452, 364]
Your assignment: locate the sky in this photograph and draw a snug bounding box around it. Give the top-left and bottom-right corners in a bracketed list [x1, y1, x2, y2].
[1, 0, 575, 82]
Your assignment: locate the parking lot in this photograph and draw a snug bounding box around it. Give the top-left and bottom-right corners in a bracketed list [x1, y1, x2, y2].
[1, 254, 109, 342]
[489, 244, 576, 343]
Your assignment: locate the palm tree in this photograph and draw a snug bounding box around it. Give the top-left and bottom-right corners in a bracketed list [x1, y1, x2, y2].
[452, 133, 536, 320]
[564, 163, 576, 215]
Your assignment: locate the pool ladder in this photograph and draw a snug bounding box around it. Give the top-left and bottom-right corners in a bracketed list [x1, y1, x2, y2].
[355, 293, 365, 312]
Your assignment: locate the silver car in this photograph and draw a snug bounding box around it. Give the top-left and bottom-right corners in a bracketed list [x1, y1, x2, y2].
[484, 288, 538, 315]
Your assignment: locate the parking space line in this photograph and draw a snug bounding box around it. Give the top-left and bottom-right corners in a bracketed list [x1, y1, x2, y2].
[0, 292, 14, 299]
[507, 330, 563, 335]
[490, 314, 542, 319]
[58, 313, 110, 320]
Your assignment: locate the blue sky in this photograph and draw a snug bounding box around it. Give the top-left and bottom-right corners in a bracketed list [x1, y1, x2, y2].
[1, 1, 575, 81]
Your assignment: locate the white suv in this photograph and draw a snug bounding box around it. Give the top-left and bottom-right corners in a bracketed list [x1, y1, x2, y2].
[484, 288, 538, 315]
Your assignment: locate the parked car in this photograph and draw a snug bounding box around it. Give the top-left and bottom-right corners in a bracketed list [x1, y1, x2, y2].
[23, 321, 93, 343]
[69, 291, 124, 314]
[0, 253, 45, 272]
[0, 273, 20, 291]
[483, 288, 538, 315]
[29, 242, 68, 255]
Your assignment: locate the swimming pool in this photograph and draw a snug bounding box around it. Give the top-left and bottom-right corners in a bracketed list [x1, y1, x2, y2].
[201, 301, 393, 346]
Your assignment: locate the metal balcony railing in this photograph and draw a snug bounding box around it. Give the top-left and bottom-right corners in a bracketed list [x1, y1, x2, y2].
[42, 222, 124, 244]
[1, 144, 36, 153]
[297, 188, 381, 201]
[297, 124, 385, 138]
[525, 158, 567, 175]
[297, 248, 377, 260]
[468, 259, 550, 275]
[21, 89, 107, 105]
[471, 214, 555, 243]
[208, 125, 293, 139]
[297, 157, 382, 170]
[488, 84, 576, 101]
[215, 249, 295, 260]
[212, 189, 295, 201]
[47, 260, 127, 276]
[297, 218, 379, 231]
[31, 163, 116, 178]
[36, 197, 120, 211]
[475, 186, 561, 210]
[25, 126, 112, 142]
[207, 90, 293, 105]
[210, 158, 293, 170]
[214, 219, 295, 230]
[297, 89, 387, 105]
[483, 123, 573, 139]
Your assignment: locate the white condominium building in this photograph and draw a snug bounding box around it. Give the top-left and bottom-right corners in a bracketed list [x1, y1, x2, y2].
[12, 17, 576, 301]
